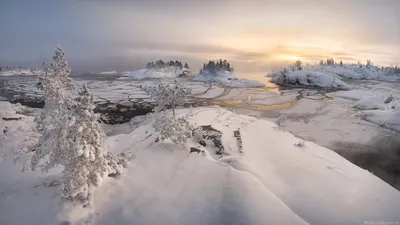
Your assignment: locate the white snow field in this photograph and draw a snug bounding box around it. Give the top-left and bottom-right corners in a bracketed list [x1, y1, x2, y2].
[1, 102, 400, 225]
[120, 67, 190, 80]
[267, 65, 398, 89]
[0, 68, 43, 76]
[194, 70, 265, 88]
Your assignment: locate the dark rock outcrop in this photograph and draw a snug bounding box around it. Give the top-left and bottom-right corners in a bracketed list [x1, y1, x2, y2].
[192, 125, 224, 155]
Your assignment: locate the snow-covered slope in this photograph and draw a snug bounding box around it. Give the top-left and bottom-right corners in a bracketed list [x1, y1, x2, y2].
[120, 67, 189, 80]
[1, 103, 400, 225]
[194, 70, 265, 88]
[268, 65, 394, 90]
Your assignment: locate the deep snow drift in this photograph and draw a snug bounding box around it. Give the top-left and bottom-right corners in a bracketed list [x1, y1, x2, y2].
[120, 67, 190, 80]
[267, 65, 397, 89]
[1, 102, 400, 225]
[194, 70, 265, 88]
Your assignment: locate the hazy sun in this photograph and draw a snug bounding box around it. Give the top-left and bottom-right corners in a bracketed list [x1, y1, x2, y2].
[277, 55, 300, 61]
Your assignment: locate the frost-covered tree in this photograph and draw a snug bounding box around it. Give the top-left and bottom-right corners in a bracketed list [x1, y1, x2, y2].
[339, 60, 343, 66]
[31, 46, 130, 204]
[200, 59, 234, 74]
[60, 84, 130, 203]
[142, 80, 193, 143]
[143, 79, 191, 119]
[31, 46, 75, 172]
[366, 59, 373, 68]
[294, 60, 302, 70]
[319, 60, 324, 66]
[184, 62, 189, 69]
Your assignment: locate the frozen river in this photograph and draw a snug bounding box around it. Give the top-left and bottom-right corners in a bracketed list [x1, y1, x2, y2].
[1, 75, 400, 189]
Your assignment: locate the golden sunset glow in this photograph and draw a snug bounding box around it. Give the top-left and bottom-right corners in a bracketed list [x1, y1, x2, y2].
[276, 55, 300, 61]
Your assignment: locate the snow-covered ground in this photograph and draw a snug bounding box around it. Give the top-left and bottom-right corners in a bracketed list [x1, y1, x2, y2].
[120, 67, 190, 80]
[267, 65, 399, 89]
[0, 68, 43, 76]
[329, 82, 400, 132]
[97, 71, 118, 75]
[194, 70, 265, 88]
[1, 103, 400, 225]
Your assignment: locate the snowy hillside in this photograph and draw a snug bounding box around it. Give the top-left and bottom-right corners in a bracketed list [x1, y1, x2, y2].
[0, 68, 43, 76]
[1, 102, 400, 225]
[120, 67, 190, 80]
[268, 65, 397, 89]
[194, 70, 265, 88]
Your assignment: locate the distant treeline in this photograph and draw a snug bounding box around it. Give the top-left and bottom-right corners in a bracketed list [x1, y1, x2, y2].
[199, 59, 234, 74]
[146, 60, 189, 69]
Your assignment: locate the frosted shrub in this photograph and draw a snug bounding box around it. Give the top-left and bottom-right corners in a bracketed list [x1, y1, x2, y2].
[154, 114, 193, 143]
[142, 79, 193, 143]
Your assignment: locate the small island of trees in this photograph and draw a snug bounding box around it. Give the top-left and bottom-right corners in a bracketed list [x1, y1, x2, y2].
[200, 59, 234, 74]
[146, 60, 189, 70]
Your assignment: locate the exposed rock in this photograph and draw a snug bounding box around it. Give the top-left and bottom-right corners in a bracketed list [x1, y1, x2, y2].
[384, 95, 393, 104]
[192, 125, 224, 155]
[2, 117, 22, 121]
[233, 129, 243, 153]
[190, 147, 204, 154]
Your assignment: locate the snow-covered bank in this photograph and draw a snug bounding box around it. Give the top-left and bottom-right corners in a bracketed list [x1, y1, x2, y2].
[269, 70, 352, 90]
[329, 83, 400, 132]
[194, 70, 265, 88]
[120, 67, 189, 80]
[1, 104, 400, 225]
[268, 64, 398, 90]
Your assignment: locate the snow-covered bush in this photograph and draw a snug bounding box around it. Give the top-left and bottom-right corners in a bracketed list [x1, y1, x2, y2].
[142, 79, 193, 143]
[154, 114, 193, 143]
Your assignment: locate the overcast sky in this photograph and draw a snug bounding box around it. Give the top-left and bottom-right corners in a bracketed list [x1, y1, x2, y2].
[0, 0, 399, 75]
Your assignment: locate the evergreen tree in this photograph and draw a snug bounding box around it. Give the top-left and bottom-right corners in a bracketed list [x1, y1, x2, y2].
[61, 84, 129, 203]
[366, 59, 372, 68]
[184, 63, 189, 69]
[31, 46, 74, 172]
[31, 46, 130, 204]
[294, 60, 302, 70]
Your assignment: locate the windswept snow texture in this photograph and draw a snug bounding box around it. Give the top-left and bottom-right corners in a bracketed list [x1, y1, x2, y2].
[1, 104, 400, 225]
[194, 71, 265, 88]
[268, 65, 398, 90]
[121, 67, 189, 80]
